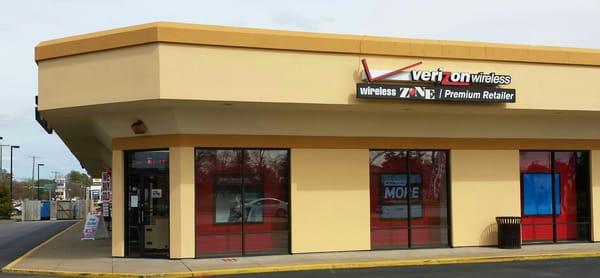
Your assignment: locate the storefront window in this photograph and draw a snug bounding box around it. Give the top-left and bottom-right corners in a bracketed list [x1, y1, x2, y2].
[370, 150, 450, 249]
[195, 149, 290, 257]
[520, 151, 590, 242]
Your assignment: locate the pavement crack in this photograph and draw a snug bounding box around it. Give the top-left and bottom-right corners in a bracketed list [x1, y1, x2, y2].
[182, 259, 193, 275]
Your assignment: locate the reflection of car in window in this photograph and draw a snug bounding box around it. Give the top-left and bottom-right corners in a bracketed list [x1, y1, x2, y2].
[228, 197, 288, 223]
[245, 198, 289, 222]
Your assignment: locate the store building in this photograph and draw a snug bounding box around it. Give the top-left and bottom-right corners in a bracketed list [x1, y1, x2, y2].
[35, 22, 600, 259]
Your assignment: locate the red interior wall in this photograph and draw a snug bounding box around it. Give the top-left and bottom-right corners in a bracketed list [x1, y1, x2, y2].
[521, 152, 578, 241]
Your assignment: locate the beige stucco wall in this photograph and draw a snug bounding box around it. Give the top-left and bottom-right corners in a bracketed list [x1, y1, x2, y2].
[450, 150, 521, 246]
[169, 147, 196, 258]
[290, 149, 370, 253]
[158, 44, 357, 105]
[157, 43, 600, 111]
[592, 150, 600, 241]
[111, 150, 125, 257]
[38, 42, 600, 112]
[37, 44, 160, 111]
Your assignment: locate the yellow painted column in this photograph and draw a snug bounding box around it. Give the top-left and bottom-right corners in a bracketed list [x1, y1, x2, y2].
[169, 147, 196, 258]
[591, 150, 600, 242]
[450, 150, 520, 247]
[291, 148, 370, 253]
[111, 150, 125, 257]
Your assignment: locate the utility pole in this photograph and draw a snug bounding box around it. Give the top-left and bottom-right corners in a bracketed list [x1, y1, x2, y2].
[51, 171, 60, 181]
[10, 146, 20, 201]
[37, 163, 44, 200]
[29, 156, 39, 199]
[65, 174, 69, 200]
[49, 171, 59, 200]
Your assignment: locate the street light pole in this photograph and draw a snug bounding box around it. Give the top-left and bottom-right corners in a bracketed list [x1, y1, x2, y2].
[37, 163, 45, 200]
[9, 145, 20, 201]
[0, 136, 3, 171]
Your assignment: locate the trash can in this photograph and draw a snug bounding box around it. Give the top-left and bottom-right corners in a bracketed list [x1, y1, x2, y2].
[40, 201, 50, 220]
[496, 216, 521, 249]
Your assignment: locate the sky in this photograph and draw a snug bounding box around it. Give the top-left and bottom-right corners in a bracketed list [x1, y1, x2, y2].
[1, 0, 599, 180]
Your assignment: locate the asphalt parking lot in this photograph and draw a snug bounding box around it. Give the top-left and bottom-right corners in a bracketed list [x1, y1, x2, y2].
[0, 219, 77, 268]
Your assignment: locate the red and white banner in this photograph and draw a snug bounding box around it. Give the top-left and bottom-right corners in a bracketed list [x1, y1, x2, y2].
[428, 152, 446, 200]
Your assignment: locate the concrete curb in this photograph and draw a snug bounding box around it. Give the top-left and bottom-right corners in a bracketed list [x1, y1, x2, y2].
[3, 250, 600, 277]
[189, 251, 600, 276]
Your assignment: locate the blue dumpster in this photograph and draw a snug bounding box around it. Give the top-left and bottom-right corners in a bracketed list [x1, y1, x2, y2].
[40, 201, 50, 220]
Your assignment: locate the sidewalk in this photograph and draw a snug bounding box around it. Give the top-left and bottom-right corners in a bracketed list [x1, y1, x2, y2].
[3, 221, 600, 277]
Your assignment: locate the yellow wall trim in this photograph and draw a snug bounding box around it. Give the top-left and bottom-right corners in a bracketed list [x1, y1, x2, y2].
[36, 22, 600, 65]
[112, 134, 600, 151]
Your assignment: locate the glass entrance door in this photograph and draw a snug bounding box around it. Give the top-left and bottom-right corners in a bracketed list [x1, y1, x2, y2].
[369, 150, 450, 249]
[125, 150, 170, 258]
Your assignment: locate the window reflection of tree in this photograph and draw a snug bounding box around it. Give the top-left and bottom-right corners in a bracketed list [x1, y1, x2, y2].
[370, 150, 435, 170]
[245, 150, 288, 185]
[196, 149, 289, 201]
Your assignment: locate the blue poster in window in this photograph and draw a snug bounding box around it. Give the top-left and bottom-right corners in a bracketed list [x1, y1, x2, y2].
[522, 173, 560, 216]
[380, 174, 422, 219]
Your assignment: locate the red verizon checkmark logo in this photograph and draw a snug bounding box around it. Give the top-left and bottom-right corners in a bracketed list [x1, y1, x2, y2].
[361, 58, 422, 82]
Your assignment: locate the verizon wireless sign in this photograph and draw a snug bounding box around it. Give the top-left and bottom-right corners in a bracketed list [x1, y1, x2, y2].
[410, 69, 511, 86]
[358, 59, 516, 103]
[357, 84, 516, 103]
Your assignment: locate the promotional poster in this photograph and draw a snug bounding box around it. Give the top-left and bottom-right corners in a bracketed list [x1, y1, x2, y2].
[380, 174, 423, 219]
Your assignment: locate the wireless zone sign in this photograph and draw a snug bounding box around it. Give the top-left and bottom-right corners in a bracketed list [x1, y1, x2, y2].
[357, 58, 516, 103]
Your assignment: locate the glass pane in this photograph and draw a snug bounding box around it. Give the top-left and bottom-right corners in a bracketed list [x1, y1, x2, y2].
[369, 150, 409, 249]
[520, 151, 553, 242]
[557, 223, 590, 242]
[242, 150, 290, 255]
[126, 172, 142, 257]
[410, 226, 449, 248]
[195, 149, 243, 257]
[409, 151, 449, 248]
[555, 152, 590, 241]
[574, 152, 591, 241]
[522, 222, 554, 242]
[520, 151, 550, 173]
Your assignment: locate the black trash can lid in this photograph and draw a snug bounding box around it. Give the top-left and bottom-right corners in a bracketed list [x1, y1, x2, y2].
[496, 216, 521, 224]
